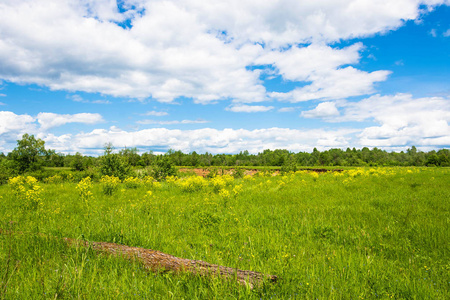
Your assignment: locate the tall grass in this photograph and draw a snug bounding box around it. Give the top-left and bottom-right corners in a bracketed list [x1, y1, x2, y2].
[0, 167, 449, 299]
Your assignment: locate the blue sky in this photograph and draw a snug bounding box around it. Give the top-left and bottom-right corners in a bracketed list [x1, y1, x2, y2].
[0, 0, 449, 155]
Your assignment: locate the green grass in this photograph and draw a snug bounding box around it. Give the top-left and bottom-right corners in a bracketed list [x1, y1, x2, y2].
[1, 167, 449, 299]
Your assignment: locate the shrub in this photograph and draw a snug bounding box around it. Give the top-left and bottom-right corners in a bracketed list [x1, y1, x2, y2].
[233, 167, 244, 179]
[123, 176, 141, 189]
[100, 175, 121, 195]
[99, 144, 132, 180]
[44, 175, 63, 184]
[151, 156, 176, 181]
[177, 175, 208, 192]
[9, 175, 42, 210]
[76, 177, 93, 205]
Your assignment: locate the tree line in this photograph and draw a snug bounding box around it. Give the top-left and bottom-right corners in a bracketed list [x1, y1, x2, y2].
[1, 134, 449, 179]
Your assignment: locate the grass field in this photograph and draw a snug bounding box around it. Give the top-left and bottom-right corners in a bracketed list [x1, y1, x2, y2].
[0, 167, 449, 299]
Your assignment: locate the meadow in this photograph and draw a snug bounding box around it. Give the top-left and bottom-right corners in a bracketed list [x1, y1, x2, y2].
[0, 167, 449, 299]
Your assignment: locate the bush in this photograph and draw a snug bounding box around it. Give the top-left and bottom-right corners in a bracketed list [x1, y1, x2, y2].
[123, 176, 141, 189]
[100, 175, 121, 195]
[99, 153, 132, 180]
[233, 167, 244, 179]
[151, 156, 176, 181]
[0, 159, 18, 185]
[281, 156, 298, 174]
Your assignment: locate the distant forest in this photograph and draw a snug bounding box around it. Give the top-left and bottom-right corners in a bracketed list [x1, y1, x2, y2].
[1, 135, 449, 173]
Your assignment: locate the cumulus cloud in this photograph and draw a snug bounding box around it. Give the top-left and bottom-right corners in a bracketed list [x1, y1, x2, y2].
[142, 111, 169, 117]
[429, 28, 438, 37]
[31, 126, 357, 155]
[227, 105, 274, 113]
[136, 119, 209, 125]
[334, 94, 450, 147]
[0, 111, 36, 136]
[0, 0, 444, 103]
[68, 94, 111, 104]
[0, 111, 104, 142]
[301, 102, 340, 119]
[37, 112, 104, 131]
[0, 0, 265, 103]
[256, 43, 391, 102]
[444, 29, 450, 37]
[278, 107, 296, 112]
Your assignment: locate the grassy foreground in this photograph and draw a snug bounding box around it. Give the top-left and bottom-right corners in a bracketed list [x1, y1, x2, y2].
[0, 167, 449, 299]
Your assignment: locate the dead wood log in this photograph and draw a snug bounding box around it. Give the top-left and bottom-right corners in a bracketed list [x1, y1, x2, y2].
[63, 238, 277, 288]
[1, 230, 277, 288]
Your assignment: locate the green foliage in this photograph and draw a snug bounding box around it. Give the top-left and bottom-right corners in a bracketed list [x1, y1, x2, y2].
[10, 134, 47, 173]
[0, 159, 17, 185]
[280, 155, 298, 174]
[232, 166, 244, 179]
[151, 155, 176, 181]
[100, 175, 121, 195]
[71, 152, 87, 171]
[99, 144, 132, 180]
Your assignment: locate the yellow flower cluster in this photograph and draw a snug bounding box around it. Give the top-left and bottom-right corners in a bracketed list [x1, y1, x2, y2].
[218, 188, 230, 198]
[177, 175, 208, 192]
[9, 176, 42, 210]
[76, 177, 93, 203]
[143, 175, 154, 185]
[165, 175, 177, 184]
[232, 184, 243, 196]
[143, 175, 161, 189]
[342, 167, 417, 178]
[100, 175, 120, 195]
[123, 176, 141, 189]
[44, 174, 63, 184]
[243, 174, 254, 181]
[310, 172, 319, 180]
[144, 190, 153, 200]
[210, 174, 234, 192]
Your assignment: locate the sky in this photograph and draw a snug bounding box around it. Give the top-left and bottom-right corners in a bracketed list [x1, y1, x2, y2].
[0, 0, 449, 156]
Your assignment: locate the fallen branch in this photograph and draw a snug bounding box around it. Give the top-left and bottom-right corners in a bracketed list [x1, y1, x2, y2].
[0, 229, 277, 288]
[64, 238, 277, 288]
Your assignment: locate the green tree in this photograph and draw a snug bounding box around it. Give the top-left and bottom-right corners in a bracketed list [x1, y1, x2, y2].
[11, 134, 48, 173]
[151, 155, 176, 181]
[99, 143, 132, 180]
[119, 147, 141, 166]
[71, 152, 87, 171]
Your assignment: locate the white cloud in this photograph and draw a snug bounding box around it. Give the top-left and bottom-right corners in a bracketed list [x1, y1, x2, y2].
[34, 126, 357, 155]
[334, 93, 450, 147]
[444, 29, 450, 37]
[278, 107, 296, 112]
[0, 0, 444, 103]
[301, 102, 340, 119]
[429, 28, 437, 37]
[257, 43, 363, 82]
[182, 0, 441, 47]
[0, 93, 6, 97]
[227, 105, 274, 113]
[257, 43, 391, 102]
[143, 111, 169, 117]
[136, 119, 209, 125]
[68, 94, 111, 104]
[91, 100, 112, 104]
[0, 0, 265, 103]
[271, 67, 390, 102]
[0, 111, 36, 136]
[37, 112, 104, 131]
[0, 102, 5, 106]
